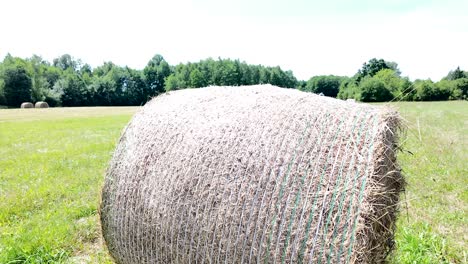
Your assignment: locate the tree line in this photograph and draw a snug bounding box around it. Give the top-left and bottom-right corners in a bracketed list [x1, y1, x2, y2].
[0, 54, 466, 108]
[336, 58, 467, 101]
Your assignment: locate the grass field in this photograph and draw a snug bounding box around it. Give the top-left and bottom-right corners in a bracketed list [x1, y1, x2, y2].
[0, 102, 466, 263]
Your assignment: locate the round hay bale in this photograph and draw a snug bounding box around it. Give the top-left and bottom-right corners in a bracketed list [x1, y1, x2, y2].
[20, 102, 34, 108]
[35, 101, 49, 108]
[100, 85, 404, 263]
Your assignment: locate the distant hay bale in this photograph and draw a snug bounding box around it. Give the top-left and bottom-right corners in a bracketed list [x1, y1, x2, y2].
[35, 101, 49, 108]
[20, 102, 34, 108]
[100, 85, 405, 263]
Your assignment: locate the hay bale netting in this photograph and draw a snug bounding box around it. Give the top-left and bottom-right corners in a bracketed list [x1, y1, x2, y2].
[100, 85, 404, 263]
[35, 101, 49, 108]
[20, 102, 34, 108]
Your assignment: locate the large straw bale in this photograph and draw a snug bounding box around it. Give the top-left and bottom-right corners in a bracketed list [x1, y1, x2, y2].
[35, 101, 49, 108]
[100, 85, 404, 263]
[20, 102, 34, 108]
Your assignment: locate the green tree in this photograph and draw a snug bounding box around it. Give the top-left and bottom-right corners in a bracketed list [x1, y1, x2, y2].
[305, 75, 345, 97]
[53, 54, 78, 71]
[239, 63, 253, 85]
[0, 78, 6, 105]
[143, 54, 171, 95]
[250, 66, 261, 84]
[413, 79, 452, 101]
[1, 65, 32, 107]
[373, 69, 411, 99]
[26, 55, 48, 102]
[121, 67, 149, 105]
[164, 74, 181, 91]
[54, 72, 90, 106]
[434, 80, 455, 100]
[386, 61, 401, 75]
[269, 67, 283, 87]
[211, 59, 240, 86]
[445, 66, 466, 81]
[80, 64, 92, 76]
[337, 78, 360, 99]
[90, 77, 118, 106]
[42, 66, 62, 88]
[358, 77, 393, 102]
[414, 80, 437, 101]
[0, 53, 305, 106]
[453, 78, 468, 99]
[93, 62, 116, 77]
[296, 80, 307, 91]
[356, 58, 398, 81]
[170, 64, 190, 89]
[259, 67, 271, 84]
[189, 68, 206, 88]
[358, 58, 389, 78]
[31, 76, 50, 102]
[268, 67, 297, 88]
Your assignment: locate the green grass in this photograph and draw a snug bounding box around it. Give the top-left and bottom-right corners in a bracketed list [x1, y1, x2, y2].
[0, 107, 137, 263]
[388, 101, 467, 263]
[0, 102, 466, 263]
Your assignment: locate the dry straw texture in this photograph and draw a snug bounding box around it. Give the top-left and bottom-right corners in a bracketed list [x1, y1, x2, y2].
[20, 102, 34, 108]
[35, 101, 49, 108]
[100, 85, 404, 264]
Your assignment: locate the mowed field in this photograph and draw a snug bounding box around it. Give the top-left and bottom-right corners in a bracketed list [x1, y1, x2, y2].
[0, 102, 466, 263]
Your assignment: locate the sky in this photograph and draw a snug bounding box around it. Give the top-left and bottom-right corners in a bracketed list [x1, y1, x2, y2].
[1, 0, 467, 81]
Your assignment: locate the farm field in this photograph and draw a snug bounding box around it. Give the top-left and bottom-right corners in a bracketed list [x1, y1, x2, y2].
[0, 102, 466, 263]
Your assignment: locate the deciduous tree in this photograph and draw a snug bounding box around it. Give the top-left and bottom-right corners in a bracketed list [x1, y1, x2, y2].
[1, 65, 32, 107]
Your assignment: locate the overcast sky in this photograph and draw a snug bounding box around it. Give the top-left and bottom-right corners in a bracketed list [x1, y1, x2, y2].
[1, 0, 467, 81]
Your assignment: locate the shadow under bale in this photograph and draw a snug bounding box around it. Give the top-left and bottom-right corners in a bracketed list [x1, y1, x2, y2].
[100, 85, 405, 264]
